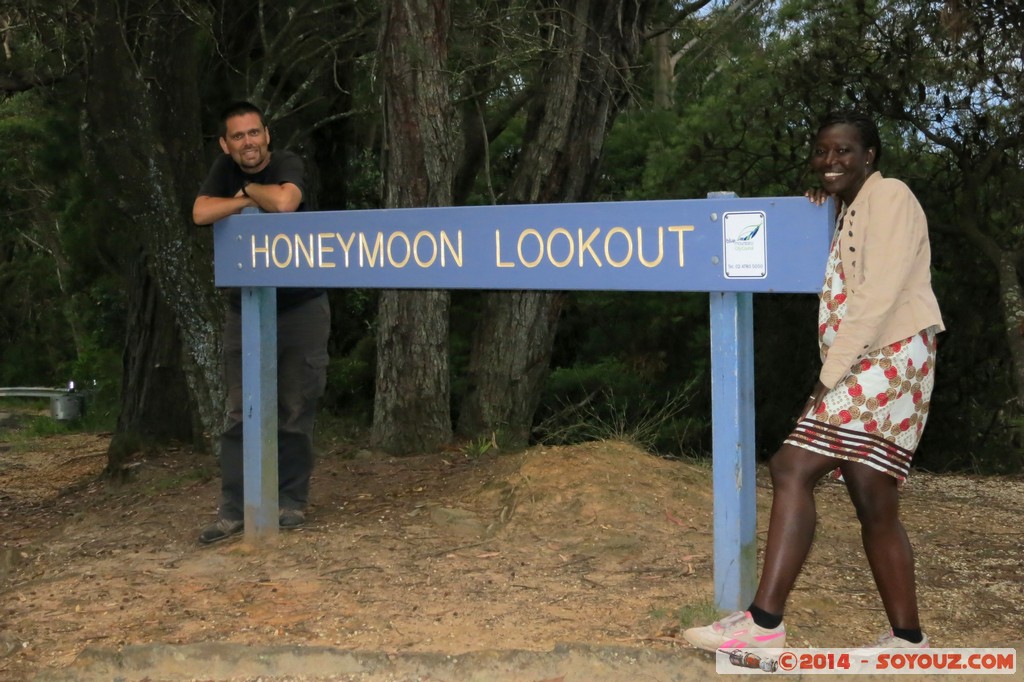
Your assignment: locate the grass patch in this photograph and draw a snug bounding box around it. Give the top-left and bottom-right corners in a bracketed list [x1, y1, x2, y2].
[315, 411, 369, 456]
[0, 411, 77, 445]
[534, 385, 698, 455]
[674, 600, 722, 628]
[144, 467, 212, 493]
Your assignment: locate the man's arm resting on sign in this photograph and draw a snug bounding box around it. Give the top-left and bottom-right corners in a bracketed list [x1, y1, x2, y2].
[243, 182, 302, 213]
[192, 192, 255, 225]
[192, 182, 300, 225]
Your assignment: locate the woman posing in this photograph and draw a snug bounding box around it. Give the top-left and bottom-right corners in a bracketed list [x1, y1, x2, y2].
[685, 111, 944, 651]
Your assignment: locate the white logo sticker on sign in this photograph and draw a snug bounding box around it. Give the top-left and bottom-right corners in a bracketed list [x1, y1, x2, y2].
[722, 210, 767, 279]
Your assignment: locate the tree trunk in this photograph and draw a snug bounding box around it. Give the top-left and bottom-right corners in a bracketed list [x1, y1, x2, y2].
[372, 0, 459, 454]
[374, 290, 453, 452]
[106, 256, 196, 474]
[457, 0, 656, 448]
[995, 250, 1024, 408]
[948, 175, 1024, 467]
[995, 248, 1024, 470]
[458, 290, 566, 446]
[955, 171, 1024, 411]
[652, 30, 674, 110]
[83, 1, 222, 460]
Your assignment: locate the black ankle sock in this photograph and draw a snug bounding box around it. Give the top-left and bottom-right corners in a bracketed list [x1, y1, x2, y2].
[748, 603, 783, 629]
[892, 627, 923, 644]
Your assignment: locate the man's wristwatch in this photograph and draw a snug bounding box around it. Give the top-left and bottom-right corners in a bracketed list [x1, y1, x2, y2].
[241, 182, 250, 198]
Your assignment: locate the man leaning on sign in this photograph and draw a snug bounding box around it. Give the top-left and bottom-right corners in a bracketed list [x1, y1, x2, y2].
[192, 101, 330, 544]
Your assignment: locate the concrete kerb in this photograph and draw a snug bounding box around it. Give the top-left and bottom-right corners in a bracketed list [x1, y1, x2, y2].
[34, 642, 717, 682]
[35, 641, 1022, 681]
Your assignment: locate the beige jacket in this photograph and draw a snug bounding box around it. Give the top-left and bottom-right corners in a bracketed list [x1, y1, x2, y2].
[820, 172, 945, 389]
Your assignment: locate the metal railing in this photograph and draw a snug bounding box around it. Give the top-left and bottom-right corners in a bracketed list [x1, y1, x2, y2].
[0, 383, 85, 420]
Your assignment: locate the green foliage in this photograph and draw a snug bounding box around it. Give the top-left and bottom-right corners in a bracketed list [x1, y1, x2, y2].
[0, 89, 126, 406]
[582, 0, 1024, 473]
[535, 360, 704, 456]
[0, 400, 109, 441]
[3, 0, 1022, 474]
[321, 147, 383, 211]
[320, 288, 379, 424]
[592, 109, 678, 201]
[538, 291, 711, 455]
[554, 292, 709, 378]
[462, 434, 496, 458]
[10, 413, 78, 439]
[323, 335, 376, 424]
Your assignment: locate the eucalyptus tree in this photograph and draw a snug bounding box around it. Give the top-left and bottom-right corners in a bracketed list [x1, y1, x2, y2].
[451, 0, 663, 448]
[81, 0, 213, 454]
[594, 0, 825, 456]
[3, 0, 378, 466]
[372, 0, 459, 453]
[371, 0, 691, 452]
[450, 1, 784, 450]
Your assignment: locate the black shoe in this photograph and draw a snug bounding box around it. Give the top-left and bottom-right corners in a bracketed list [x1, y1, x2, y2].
[198, 518, 243, 544]
[279, 508, 305, 529]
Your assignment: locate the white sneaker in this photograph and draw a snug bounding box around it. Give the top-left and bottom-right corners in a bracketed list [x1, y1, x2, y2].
[683, 610, 786, 652]
[872, 630, 930, 648]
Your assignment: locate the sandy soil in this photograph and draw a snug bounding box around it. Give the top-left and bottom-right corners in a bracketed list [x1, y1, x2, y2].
[1, 414, 1022, 681]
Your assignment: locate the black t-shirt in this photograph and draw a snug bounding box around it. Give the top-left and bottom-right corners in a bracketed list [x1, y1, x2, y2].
[197, 150, 324, 310]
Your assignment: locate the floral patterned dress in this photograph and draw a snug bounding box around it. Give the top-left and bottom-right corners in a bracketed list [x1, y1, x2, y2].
[784, 211, 939, 483]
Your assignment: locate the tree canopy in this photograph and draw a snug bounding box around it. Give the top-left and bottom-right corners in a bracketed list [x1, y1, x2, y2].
[1, 0, 1021, 472]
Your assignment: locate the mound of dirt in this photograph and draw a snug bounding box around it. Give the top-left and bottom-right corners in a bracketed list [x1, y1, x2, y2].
[1, 429, 1022, 680]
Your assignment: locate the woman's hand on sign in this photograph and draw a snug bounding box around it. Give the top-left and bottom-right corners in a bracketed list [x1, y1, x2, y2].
[804, 187, 832, 206]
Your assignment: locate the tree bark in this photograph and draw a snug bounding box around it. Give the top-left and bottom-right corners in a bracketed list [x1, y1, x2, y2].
[82, 0, 222, 459]
[958, 210, 1024, 412]
[458, 289, 566, 446]
[372, 0, 459, 453]
[457, 0, 656, 448]
[106, 255, 196, 474]
[995, 249, 1024, 412]
[952, 209, 1024, 468]
[652, 30, 674, 110]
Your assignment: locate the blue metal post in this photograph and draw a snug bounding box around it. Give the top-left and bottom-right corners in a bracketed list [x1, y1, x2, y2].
[241, 285, 278, 541]
[709, 290, 757, 610]
[708, 191, 758, 611]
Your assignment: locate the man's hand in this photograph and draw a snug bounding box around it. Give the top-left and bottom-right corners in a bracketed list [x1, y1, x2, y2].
[192, 194, 256, 226]
[192, 182, 301, 225]
[242, 182, 302, 214]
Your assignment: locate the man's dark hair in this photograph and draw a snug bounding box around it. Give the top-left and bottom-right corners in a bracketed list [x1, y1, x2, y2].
[219, 101, 267, 137]
[817, 110, 883, 166]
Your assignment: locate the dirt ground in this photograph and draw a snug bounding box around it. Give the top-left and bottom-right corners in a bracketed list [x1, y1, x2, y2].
[1, 409, 1022, 681]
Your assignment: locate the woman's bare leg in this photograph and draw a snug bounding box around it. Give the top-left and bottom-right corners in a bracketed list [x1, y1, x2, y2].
[752, 444, 839, 615]
[840, 461, 920, 630]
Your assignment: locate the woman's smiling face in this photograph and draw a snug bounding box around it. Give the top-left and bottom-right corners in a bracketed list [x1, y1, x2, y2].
[811, 123, 876, 205]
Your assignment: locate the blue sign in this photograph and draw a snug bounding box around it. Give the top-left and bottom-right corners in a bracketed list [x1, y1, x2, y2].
[214, 197, 831, 293]
[214, 194, 833, 612]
